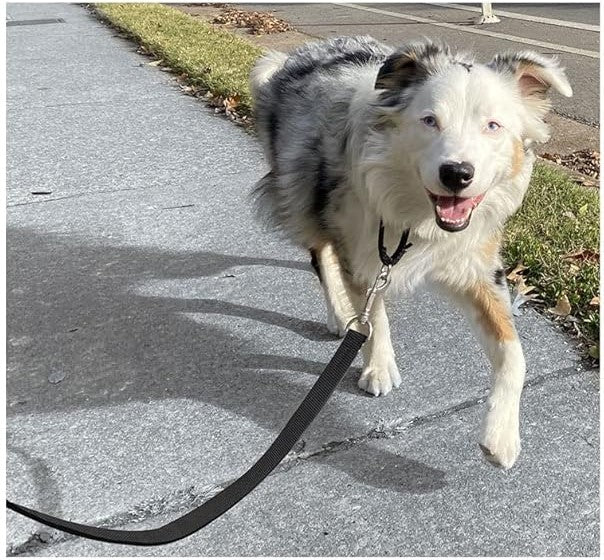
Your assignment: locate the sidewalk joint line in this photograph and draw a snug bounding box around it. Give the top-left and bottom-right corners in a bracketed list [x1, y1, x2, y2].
[8, 365, 588, 555]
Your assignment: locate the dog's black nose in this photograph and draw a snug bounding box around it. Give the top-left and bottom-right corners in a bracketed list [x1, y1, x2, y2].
[439, 161, 474, 193]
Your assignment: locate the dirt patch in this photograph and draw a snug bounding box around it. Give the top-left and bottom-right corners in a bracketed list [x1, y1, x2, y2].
[540, 150, 600, 186]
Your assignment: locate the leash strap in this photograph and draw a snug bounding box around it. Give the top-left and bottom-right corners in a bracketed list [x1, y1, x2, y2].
[378, 221, 411, 267]
[7, 329, 367, 546]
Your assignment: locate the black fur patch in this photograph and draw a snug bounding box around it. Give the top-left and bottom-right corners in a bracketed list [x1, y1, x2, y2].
[375, 41, 449, 91]
[456, 61, 472, 72]
[310, 249, 322, 282]
[267, 110, 279, 163]
[315, 154, 341, 228]
[494, 268, 506, 286]
[282, 49, 383, 86]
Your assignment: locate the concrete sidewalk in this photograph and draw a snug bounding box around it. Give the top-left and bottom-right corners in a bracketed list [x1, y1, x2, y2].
[6, 3, 599, 556]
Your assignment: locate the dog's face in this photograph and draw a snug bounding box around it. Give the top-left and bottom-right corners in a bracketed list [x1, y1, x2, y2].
[374, 42, 572, 233]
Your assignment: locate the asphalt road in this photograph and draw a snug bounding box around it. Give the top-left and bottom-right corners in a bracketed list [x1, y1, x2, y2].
[6, 3, 599, 557]
[245, 2, 600, 125]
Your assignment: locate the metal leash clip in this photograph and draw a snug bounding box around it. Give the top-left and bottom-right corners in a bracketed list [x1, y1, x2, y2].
[346, 263, 392, 340]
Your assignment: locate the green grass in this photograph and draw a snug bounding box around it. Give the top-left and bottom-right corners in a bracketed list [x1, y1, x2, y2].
[96, 3, 600, 350]
[504, 163, 599, 345]
[95, 3, 262, 114]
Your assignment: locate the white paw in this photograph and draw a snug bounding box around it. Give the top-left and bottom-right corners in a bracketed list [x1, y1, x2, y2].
[479, 402, 521, 469]
[358, 357, 401, 396]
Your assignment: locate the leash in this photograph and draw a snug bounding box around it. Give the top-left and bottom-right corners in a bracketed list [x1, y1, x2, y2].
[7, 221, 411, 547]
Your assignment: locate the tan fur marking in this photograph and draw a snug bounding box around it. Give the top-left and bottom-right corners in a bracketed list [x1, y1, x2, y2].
[471, 283, 516, 342]
[511, 139, 525, 177]
[481, 233, 502, 264]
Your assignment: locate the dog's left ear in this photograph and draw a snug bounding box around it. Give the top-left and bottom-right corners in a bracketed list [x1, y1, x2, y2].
[488, 51, 572, 107]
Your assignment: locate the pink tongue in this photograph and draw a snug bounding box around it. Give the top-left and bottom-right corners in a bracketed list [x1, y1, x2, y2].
[436, 196, 475, 220]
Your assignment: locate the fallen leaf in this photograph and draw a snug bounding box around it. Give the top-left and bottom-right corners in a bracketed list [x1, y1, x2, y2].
[589, 296, 600, 306]
[223, 94, 240, 113]
[562, 248, 600, 262]
[506, 263, 528, 282]
[147, 59, 163, 66]
[511, 291, 538, 316]
[549, 294, 572, 317]
[515, 277, 536, 296]
[562, 210, 577, 220]
[588, 345, 599, 360]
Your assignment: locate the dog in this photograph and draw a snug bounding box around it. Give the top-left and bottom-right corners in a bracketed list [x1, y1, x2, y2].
[249, 36, 572, 469]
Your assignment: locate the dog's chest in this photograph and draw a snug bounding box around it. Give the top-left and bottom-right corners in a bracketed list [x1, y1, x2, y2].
[387, 238, 486, 294]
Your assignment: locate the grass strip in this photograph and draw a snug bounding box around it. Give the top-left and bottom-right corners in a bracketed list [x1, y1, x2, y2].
[95, 3, 262, 114]
[95, 3, 599, 349]
[504, 163, 599, 345]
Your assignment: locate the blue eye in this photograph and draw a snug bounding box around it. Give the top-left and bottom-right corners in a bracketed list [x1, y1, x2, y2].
[487, 120, 501, 132]
[422, 115, 438, 128]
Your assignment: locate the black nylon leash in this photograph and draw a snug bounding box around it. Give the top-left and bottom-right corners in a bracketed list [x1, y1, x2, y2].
[378, 221, 412, 267]
[7, 223, 411, 547]
[7, 329, 366, 546]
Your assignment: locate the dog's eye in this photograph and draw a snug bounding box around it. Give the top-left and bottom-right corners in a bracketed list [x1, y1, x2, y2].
[421, 115, 438, 128]
[487, 120, 501, 132]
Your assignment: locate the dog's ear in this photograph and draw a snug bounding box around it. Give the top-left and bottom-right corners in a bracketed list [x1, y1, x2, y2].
[488, 52, 572, 143]
[375, 41, 450, 91]
[488, 51, 572, 106]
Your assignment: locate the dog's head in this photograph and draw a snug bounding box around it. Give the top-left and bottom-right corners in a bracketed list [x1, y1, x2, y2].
[372, 40, 572, 234]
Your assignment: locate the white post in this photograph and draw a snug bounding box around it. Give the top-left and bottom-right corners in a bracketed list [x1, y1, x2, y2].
[476, 2, 501, 24]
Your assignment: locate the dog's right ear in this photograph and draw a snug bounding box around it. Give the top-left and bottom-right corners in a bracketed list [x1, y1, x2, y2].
[375, 41, 450, 91]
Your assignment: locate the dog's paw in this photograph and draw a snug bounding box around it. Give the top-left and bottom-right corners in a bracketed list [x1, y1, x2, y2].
[479, 404, 521, 469]
[358, 358, 401, 396]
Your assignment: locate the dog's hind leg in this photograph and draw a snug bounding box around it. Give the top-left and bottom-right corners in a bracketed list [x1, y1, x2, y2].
[312, 243, 356, 338]
[441, 275, 526, 469]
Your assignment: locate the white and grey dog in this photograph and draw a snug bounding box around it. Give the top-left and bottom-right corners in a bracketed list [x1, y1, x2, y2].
[250, 36, 571, 469]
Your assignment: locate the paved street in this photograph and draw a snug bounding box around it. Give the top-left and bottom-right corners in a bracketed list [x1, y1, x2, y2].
[6, 3, 599, 556]
[246, 2, 600, 126]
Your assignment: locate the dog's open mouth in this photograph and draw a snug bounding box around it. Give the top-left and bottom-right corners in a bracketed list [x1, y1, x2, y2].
[427, 191, 485, 232]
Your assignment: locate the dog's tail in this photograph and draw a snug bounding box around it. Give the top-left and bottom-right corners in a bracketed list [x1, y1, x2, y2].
[249, 50, 288, 100]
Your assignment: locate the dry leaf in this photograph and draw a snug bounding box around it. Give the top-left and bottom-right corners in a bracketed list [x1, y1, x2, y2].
[549, 294, 572, 317]
[589, 296, 600, 306]
[148, 60, 163, 67]
[563, 248, 600, 262]
[515, 277, 536, 296]
[223, 94, 240, 113]
[562, 211, 577, 220]
[506, 263, 528, 282]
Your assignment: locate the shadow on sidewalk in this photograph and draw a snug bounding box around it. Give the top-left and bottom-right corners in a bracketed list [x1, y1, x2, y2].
[7, 227, 447, 499]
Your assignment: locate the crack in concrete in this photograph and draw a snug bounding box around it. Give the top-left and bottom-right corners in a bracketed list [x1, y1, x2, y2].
[8, 187, 138, 208]
[8, 363, 589, 556]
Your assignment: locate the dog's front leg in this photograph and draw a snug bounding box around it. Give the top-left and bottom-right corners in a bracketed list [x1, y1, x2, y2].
[351, 290, 401, 397]
[446, 279, 526, 469]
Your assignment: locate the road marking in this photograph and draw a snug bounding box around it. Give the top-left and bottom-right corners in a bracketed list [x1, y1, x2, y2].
[335, 3, 599, 59]
[432, 3, 600, 33]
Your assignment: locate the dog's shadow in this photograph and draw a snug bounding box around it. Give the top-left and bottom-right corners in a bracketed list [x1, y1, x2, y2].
[7, 227, 447, 509]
